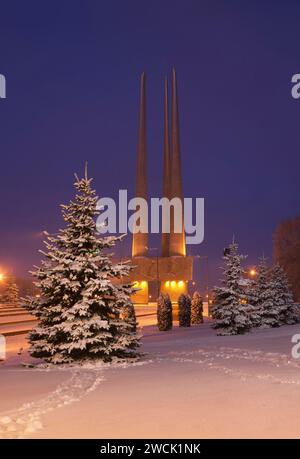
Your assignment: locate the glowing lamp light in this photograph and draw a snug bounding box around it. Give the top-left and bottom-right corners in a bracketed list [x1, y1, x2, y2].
[249, 269, 257, 277]
[171, 281, 176, 288]
[0, 273, 4, 282]
[141, 281, 146, 287]
[165, 281, 170, 288]
[178, 280, 184, 287]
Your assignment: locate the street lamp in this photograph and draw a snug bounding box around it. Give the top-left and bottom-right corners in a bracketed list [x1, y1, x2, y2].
[249, 268, 257, 277]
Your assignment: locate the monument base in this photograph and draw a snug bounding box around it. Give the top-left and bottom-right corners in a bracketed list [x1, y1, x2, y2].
[130, 255, 193, 303]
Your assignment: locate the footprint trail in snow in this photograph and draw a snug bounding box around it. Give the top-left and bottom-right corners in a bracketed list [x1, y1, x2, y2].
[168, 346, 300, 385]
[0, 368, 105, 438]
[0, 360, 150, 439]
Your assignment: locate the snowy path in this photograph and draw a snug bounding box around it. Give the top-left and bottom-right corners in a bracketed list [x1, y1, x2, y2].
[1, 321, 300, 438]
[0, 368, 104, 437]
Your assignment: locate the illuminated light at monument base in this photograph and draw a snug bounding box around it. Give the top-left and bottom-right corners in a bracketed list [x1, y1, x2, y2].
[161, 279, 187, 301]
[131, 279, 188, 303]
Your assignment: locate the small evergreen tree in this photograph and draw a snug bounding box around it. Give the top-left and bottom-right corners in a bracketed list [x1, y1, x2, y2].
[191, 291, 203, 324]
[178, 294, 191, 327]
[2, 276, 19, 305]
[157, 293, 172, 331]
[270, 263, 298, 325]
[211, 239, 251, 335]
[24, 169, 140, 364]
[256, 256, 280, 328]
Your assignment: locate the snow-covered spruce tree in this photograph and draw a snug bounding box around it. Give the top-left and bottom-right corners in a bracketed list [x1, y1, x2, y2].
[157, 293, 172, 331]
[24, 171, 140, 364]
[191, 291, 203, 324]
[2, 276, 19, 305]
[178, 294, 191, 327]
[255, 256, 280, 328]
[121, 301, 138, 332]
[270, 263, 298, 325]
[245, 278, 261, 327]
[211, 240, 251, 335]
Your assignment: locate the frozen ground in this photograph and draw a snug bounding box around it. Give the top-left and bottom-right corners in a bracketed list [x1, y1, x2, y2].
[1, 320, 300, 438]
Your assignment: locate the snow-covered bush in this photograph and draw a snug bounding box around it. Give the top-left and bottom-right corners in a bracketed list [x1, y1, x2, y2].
[191, 291, 203, 324]
[121, 301, 138, 332]
[157, 293, 172, 331]
[178, 294, 191, 327]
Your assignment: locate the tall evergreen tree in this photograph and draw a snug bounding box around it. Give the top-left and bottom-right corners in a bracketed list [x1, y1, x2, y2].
[121, 300, 138, 332]
[270, 263, 298, 325]
[25, 170, 140, 364]
[2, 276, 19, 305]
[211, 239, 251, 335]
[256, 256, 280, 328]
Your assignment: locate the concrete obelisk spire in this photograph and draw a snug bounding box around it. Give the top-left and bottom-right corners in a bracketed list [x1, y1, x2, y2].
[132, 72, 148, 257]
[162, 77, 171, 257]
[169, 68, 186, 256]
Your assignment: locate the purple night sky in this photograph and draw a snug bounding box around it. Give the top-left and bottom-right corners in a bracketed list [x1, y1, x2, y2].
[0, 1, 299, 285]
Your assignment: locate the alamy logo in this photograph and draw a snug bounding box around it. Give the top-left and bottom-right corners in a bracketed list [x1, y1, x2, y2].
[291, 334, 300, 358]
[96, 190, 204, 245]
[0, 74, 6, 99]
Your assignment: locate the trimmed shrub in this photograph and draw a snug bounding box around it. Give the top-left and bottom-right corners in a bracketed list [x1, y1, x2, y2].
[178, 294, 191, 327]
[157, 293, 173, 331]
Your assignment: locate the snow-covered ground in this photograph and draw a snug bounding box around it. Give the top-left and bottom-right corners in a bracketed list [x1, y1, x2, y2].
[1, 320, 300, 438]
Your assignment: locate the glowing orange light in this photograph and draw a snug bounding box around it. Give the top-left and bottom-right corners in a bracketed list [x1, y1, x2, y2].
[0, 273, 4, 282]
[141, 281, 146, 287]
[249, 269, 257, 277]
[165, 281, 170, 288]
[171, 281, 176, 288]
[178, 280, 184, 287]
